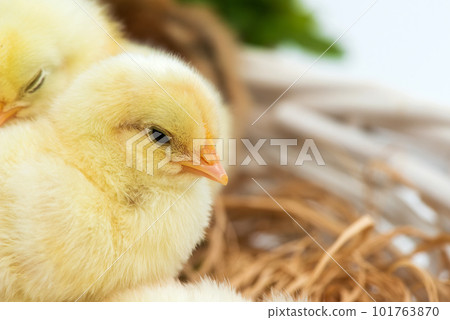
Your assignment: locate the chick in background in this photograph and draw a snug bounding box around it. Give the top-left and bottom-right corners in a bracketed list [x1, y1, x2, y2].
[0, 0, 123, 126]
[0, 51, 230, 301]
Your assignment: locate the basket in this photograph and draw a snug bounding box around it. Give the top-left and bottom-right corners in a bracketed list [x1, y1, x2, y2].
[182, 50, 450, 302]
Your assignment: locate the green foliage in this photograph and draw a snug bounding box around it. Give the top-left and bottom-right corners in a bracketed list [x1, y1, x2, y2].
[178, 0, 343, 57]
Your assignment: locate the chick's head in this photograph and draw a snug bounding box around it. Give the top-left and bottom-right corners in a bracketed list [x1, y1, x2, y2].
[52, 52, 229, 195]
[0, 0, 122, 127]
[0, 28, 62, 126]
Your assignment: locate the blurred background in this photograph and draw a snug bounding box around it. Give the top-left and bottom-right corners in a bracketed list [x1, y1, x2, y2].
[104, 0, 450, 302]
[180, 0, 450, 105]
[299, 0, 450, 106]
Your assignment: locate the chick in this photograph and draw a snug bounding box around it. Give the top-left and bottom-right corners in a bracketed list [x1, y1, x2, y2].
[105, 279, 247, 302]
[106, 280, 295, 302]
[0, 51, 229, 301]
[0, 0, 122, 126]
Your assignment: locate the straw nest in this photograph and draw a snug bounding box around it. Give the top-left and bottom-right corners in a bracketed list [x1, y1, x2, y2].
[180, 50, 450, 302]
[182, 171, 450, 302]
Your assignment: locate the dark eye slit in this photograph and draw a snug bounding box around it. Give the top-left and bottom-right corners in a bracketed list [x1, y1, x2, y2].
[149, 128, 170, 144]
[25, 70, 45, 94]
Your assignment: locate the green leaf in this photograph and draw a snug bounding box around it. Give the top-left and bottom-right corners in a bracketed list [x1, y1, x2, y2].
[178, 0, 343, 57]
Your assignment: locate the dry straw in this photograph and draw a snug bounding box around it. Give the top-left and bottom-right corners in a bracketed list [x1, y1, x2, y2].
[183, 50, 450, 302]
[183, 172, 450, 302]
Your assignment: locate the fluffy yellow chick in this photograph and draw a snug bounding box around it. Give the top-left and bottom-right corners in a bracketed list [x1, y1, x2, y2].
[106, 279, 295, 302]
[105, 279, 248, 302]
[0, 0, 122, 126]
[0, 51, 229, 301]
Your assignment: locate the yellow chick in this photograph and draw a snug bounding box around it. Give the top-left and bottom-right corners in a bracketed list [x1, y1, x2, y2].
[0, 51, 229, 301]
[105, 279, 248, 302]
[106, 279, 294, 302]
[0, 0, 122, 126]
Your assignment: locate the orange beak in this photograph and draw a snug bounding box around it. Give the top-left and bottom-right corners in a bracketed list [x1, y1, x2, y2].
[0, 102, 21, 127]
[179, 145, 228, 185]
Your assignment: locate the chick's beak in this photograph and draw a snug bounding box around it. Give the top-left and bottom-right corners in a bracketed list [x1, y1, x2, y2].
[179, 146, 228, 185]
[0, 102, 21, 127]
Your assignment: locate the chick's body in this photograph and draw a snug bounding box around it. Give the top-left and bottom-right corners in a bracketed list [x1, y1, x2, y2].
[0, 0, 122, 124]
[0, 52, 228, 301]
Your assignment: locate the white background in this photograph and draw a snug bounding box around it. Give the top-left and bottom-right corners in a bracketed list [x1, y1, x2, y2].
[297, 0, 450, 106]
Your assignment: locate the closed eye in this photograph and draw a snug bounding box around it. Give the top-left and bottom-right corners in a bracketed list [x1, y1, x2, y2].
[25, 69, 46, 94]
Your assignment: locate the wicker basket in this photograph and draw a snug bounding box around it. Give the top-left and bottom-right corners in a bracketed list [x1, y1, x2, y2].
[182, 49, 450, 302]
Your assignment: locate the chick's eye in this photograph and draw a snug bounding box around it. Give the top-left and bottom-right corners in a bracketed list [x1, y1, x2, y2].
[25, 70, 46, 94]
[148, 128, 170, 145]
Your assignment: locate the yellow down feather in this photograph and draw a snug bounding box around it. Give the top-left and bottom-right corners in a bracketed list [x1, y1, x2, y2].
[0, 0, 122, 122]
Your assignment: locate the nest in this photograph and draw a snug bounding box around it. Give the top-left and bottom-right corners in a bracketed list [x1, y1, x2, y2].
[182, 170, 450, 301]
[103, 0, 450, 302]
[179, 49, 450, 301]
